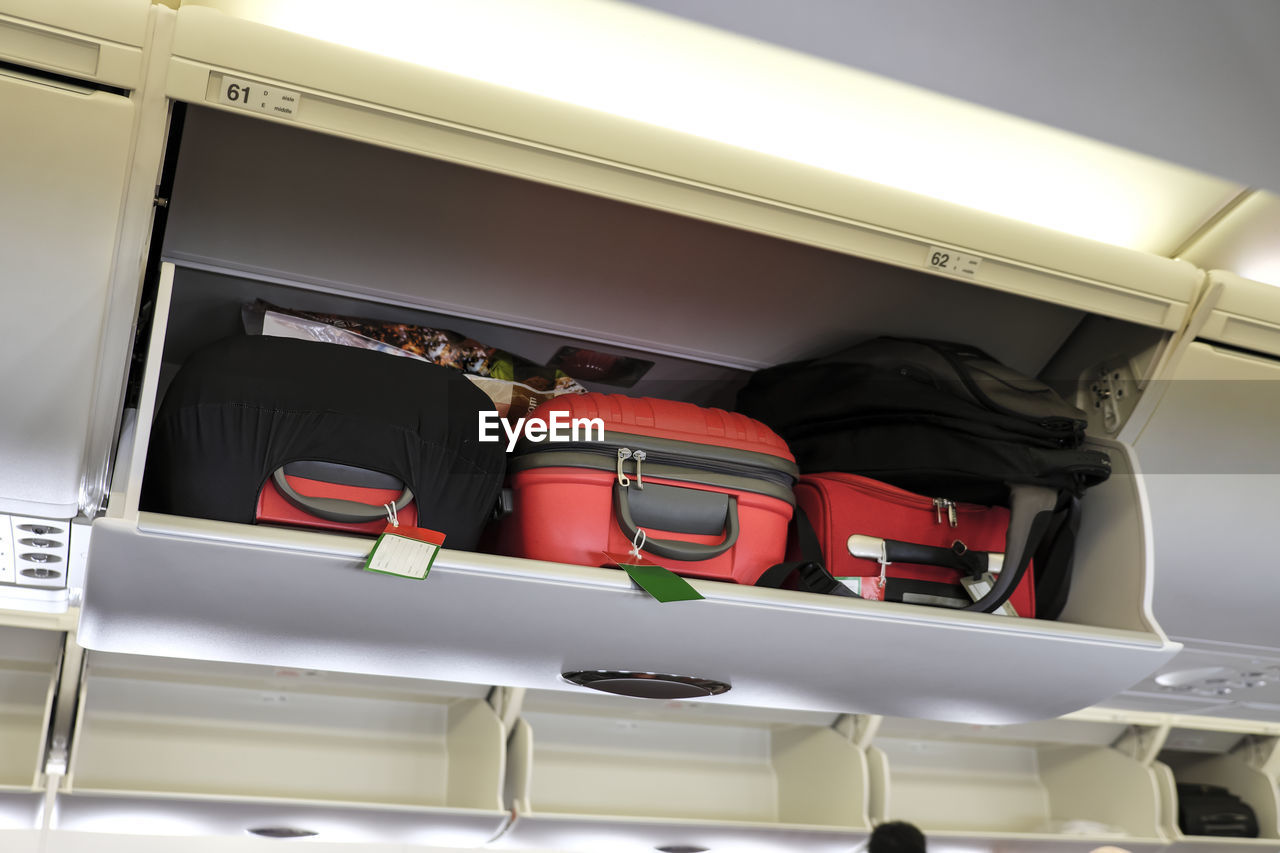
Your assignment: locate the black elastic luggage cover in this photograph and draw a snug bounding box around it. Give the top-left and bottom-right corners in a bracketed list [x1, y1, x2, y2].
[142, 336, 506, 550]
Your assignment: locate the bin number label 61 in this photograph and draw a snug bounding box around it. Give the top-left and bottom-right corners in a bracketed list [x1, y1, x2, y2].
[216, 76, 301, 120]
[926, 245, 983, 277]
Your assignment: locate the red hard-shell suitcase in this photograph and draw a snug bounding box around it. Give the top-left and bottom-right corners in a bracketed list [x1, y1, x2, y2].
[490, 394, 798, 584]
[256, 461, 419, 536]
[795, 472, 1035, 615]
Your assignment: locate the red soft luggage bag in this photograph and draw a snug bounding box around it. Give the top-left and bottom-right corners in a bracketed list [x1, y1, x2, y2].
[491, 394, 799, 584]
[796, 472, 1035, 615]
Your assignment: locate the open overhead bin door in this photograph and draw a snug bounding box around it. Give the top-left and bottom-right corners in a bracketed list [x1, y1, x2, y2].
[1113, 273, 1280, 715]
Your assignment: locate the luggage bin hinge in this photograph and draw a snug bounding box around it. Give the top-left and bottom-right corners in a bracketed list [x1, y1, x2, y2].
[1087, 361, 1137, 434]
[485, 686, 526, 734]
[153, 196, 169, 208]
[1112, 722, 1170, 765]
[834, 713, 882, 748]
[1238, 734, 1280, 770]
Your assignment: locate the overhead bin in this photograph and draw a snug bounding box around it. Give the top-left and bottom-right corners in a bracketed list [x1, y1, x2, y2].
[0, 2, 181, 622]
[0, 624, 63, 827]
[81, 7, 1192, 723]
[495, 689, 867, 852]
[493, 699, 1280, 853]
[866, 712, 1170, 851]
[1154, 722, 1280, 850]
[80, 250, 1175, 722]
[0, 0, 150, 90]
[56, 652, 508, 845]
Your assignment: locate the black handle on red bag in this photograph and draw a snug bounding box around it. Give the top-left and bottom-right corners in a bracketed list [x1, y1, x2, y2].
[271, 466, 414, 524]
[846, 535, 994, 578]
[613, 482, 739, 561]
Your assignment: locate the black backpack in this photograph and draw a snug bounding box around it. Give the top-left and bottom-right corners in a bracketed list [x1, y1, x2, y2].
[738, 337, 1111, 616]
[1177, 783, 1259, 837]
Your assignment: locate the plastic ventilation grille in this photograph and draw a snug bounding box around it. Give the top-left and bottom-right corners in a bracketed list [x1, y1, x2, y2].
[2, 515, 70, 588]
[0, 520, 10, 584]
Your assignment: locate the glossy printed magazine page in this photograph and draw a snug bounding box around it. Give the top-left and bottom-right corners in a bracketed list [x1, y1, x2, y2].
[243, 300, 586, 417]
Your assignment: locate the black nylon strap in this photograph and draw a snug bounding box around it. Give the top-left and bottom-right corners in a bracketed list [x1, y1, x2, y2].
[1033, 498, 1079, 620]
[963, 484, 1058, 613]
[755, 508, 859, 598]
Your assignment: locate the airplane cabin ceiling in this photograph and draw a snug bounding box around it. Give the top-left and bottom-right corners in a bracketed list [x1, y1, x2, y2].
[620, 0, 1280, 200]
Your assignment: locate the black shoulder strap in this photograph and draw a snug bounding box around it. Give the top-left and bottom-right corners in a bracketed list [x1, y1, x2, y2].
[963, 483, 1058, 613]
[755, 507, 859, 598]
[1033, 497, 1079, 620]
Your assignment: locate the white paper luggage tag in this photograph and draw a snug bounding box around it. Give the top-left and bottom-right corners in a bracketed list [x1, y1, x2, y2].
[363, 502, 445, 580]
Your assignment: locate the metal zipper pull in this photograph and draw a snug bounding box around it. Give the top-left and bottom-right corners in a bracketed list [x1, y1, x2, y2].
[632, 450, 646, 489]
[616, 448, 632, 486]
[932, 497, 958, 527]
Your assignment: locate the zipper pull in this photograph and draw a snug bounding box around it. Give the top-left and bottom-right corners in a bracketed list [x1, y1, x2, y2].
[632, 450, 646, 489]
[616, 448, 632, 487]
[933, 497, 958, 527]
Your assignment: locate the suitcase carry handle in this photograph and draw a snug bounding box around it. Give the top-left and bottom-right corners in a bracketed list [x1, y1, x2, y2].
[613, 482, 739, 561]
[271, 467, 415, 524]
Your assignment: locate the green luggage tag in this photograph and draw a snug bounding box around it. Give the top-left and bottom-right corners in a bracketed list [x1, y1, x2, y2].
[605, 529, 704, 603]
[363, 502, 445, 580]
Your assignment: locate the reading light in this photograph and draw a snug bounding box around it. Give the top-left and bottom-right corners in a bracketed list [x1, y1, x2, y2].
[189, 0, 1241, 253]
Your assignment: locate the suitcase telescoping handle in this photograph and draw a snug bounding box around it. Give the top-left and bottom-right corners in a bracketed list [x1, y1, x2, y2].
[612, 482, 739, 561]
[846, 534, 1001, 576]
[271, 466, 414, 524]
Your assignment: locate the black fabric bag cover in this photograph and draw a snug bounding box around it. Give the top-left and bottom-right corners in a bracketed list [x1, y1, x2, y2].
[738, 337, 1110, 617]
[737, 337, 1110, 500]
[1177, 783, 1259, 837]
[142, 336, 506, 550]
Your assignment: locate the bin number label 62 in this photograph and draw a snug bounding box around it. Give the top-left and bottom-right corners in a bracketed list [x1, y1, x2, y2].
[926, 245, 983, 277]
[216, 76, 301, 120]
